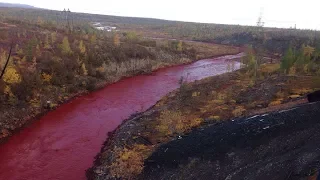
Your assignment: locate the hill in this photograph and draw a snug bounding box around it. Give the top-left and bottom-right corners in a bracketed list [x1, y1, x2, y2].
[0, 2, 36, 9]
[0, 7, 318, 55]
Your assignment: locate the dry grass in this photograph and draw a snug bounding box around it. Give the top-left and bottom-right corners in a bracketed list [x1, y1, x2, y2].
[290, 88, 314, 95]
[232, 106, 246, 117]
[268, 99, 283, 107]
[209, 115, 221, 121]
[192, 91, 201, 97]
[156, 110, 185, 136]
[149, 63, 319, 143]
[109, 144, 152, 179]
[184, 41, 240, 59]
[156, 110, 203, 137]
[259, 63, 280, 74]
[94, 62, 320, 179]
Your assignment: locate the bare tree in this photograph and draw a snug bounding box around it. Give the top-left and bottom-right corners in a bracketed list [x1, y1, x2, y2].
[0, 45, 13, 80]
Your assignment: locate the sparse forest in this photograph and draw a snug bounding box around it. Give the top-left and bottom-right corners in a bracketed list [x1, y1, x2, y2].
[0, 7, 239, 140]
[1, 5, 320, 180]
[1, 7, 320, 55]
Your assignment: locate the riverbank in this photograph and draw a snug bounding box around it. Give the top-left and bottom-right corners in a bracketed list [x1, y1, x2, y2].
[0, 52, 242, 180]
[0, 35, 240, 144]
[87, 62, 320, 179]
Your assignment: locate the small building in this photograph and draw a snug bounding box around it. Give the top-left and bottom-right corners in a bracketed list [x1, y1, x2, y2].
[92, 22, 118, 32]
[95, 27, 104, 31]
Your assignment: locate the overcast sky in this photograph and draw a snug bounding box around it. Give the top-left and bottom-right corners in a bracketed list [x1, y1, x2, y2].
[3, 0, 320, 29]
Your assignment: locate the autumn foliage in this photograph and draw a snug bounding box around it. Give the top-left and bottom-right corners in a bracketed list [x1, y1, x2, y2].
[0, 11, 241, 142]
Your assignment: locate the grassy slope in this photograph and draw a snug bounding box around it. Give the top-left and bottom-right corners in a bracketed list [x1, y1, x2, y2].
[88, 62, 320, 179]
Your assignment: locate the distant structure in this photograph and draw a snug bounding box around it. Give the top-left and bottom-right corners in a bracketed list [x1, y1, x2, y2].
[62, 8, 73, 31]
[289, 24, 297, 30]
[63, 8, 67, 20]
[256, 10, 265, 28]
[92, 22, 118, 32]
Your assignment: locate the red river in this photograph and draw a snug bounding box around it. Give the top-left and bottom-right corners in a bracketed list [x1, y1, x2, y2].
[0, 53, 243, 180]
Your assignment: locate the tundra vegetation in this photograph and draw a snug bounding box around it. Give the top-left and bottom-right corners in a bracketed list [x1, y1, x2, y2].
[0, 8, 239, 141]
[88, 28, 320, 180]
[0, 6, 319, 180]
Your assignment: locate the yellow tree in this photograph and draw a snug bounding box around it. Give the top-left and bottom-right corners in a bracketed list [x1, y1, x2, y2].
[21, 56, 27, 63]
[177, 41, 183, 51]
[42, 72, 52, 83]
[51, 32, 57, 44]
[126, 32, 138, 41]
[90, 34, 97, 44]
[60, 36, 72, 55]
[0, 50, 6, 68]
[76, 56, 81, 66]
[14, 44, 23, 56]
[36, 45, 41, 56]
[15, 44, 19, 53]
[81, 63, 88, 76]
[4, 85, 16, 104]
[79, 40, 86, 54]
[44, 34, 51, 49]
[303, 45, 315, 57]
[3, 66, 21, 84]
[97, 62, 107, 74]
[242, 46, 258, 77]
[0, 50, 14, 70]
[22, 30, 27, 38]
[37, 16, 44, 25]
[113, 34, 120, 46]
[27, 57, 37, 72]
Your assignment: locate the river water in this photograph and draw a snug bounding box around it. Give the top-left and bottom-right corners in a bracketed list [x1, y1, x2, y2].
[0, 53, 243, 180]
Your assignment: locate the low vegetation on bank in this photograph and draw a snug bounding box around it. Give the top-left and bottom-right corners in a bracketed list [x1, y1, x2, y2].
[88, 45, 320, 179]
[1, 6, 320, 180]
[0, 16, 239, 141]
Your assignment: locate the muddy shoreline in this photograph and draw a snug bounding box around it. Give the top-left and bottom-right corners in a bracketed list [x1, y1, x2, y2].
[85, 102, 158, 179]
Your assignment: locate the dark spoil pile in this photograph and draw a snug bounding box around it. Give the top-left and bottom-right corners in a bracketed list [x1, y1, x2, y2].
[140, 102, 320, 180]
